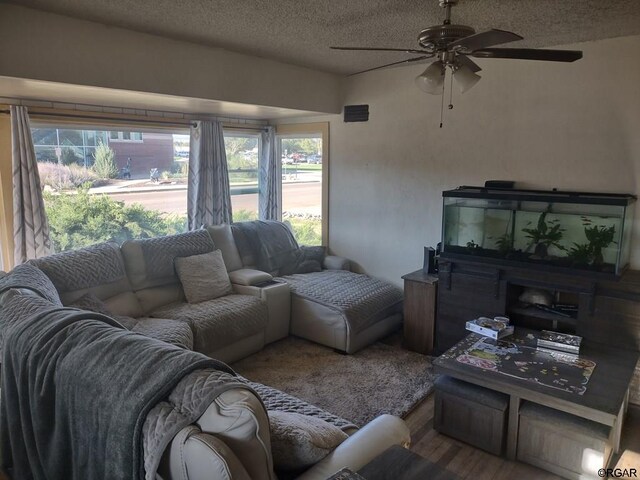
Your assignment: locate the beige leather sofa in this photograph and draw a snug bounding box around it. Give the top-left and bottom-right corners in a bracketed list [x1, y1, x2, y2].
[2, 244, 412, 479]
[31, 228, 291, 363]
[159, 387, 410, 480]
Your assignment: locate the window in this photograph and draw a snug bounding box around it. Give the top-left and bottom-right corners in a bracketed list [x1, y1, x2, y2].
[224, 133, 260, 221]
[109, 131, 143, 142]
[33, 124, 188, 252]
[277, 132, 324, 246]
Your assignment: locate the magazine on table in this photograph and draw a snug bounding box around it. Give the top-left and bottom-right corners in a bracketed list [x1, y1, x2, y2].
[537, 330, 582, 354]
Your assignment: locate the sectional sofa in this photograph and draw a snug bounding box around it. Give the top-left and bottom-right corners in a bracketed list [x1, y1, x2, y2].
[0, 221, 409, 479]
[25, 221, 403, 363]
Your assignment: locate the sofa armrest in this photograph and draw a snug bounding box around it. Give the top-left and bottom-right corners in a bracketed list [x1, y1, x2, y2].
[229, 268, 273, 286]
[323, 255, 351, 271]
[294, 415, 411, 480]
[233, 282, 291, 344]
[161, 426, 252, 480]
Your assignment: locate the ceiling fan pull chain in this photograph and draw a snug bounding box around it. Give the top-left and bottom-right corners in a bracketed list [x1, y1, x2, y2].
[448, 71, 454, 110]
[439, 71, 446, 128]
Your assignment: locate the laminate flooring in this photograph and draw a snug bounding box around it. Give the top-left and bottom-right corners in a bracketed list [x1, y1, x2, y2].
[403, 394, 640, 479]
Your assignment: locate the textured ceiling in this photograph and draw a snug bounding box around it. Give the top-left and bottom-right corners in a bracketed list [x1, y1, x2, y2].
[4, 0, 640, 74]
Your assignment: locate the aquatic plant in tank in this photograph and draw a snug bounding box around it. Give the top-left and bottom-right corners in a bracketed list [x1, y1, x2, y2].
[441, 186, 636, 276]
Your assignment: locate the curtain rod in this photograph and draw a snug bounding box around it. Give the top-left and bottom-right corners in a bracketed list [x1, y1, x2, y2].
[0, 109, 269, 131]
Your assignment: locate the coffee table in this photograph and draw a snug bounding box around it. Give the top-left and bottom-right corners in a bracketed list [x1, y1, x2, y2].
[433, 328, 639, 460]
[358, 445, 456, 480]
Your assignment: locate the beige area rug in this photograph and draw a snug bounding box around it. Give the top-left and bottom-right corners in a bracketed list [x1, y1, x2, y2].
[232, 336, 436, 426]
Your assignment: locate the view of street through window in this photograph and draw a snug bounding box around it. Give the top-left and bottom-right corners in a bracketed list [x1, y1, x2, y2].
[34, 125, 324, 250]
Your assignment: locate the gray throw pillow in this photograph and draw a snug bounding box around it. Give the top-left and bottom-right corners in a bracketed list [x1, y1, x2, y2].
[268, 410, 349, 471]
[175, 250, 232, 304]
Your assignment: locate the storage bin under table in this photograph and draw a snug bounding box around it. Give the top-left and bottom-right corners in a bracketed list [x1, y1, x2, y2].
[434, 375, 509, 455]
[517, 401, 612, 480]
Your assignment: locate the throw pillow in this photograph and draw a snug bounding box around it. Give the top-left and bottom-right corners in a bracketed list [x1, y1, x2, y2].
[68, 293, 137, 329]
[268, 410, 348, 471]
[174, 250, 232, 304]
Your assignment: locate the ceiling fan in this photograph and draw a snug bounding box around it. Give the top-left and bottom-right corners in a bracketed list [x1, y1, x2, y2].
[331, 0, 583, 95]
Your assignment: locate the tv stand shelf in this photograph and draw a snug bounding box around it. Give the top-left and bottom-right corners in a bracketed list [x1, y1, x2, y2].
[436, 257, 640, 358]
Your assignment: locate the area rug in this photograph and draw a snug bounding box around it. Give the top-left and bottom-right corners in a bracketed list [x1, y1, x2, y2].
[231, 336, 436, 426]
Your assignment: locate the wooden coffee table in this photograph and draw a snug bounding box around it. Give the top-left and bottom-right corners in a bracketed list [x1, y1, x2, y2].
[358, 445, 457, 480]
[433, 328, 639, 460]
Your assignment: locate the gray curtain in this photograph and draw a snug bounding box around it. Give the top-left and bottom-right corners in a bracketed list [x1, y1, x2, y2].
[259, 126, 281, 220]
[187, 120, 233, 229]
[11, 105, 52, 264]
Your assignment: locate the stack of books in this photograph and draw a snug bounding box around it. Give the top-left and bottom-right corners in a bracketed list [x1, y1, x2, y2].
[537, 330, 582, 354]
[466, 316, 514, 340]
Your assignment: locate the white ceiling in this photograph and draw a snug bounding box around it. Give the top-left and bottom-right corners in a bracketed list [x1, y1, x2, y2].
[4, 0, 640, 75]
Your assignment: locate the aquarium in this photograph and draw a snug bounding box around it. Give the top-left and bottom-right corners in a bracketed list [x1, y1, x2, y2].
[441, 187, 636, 276]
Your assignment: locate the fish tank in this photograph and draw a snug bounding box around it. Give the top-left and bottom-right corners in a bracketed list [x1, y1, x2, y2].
[441, 186, 636, 276]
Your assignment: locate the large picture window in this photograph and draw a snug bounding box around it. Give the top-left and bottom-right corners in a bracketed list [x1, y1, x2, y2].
[277, 129, 325, 246]
[33, 123, 188, 252]
[224, 133, 259, 221]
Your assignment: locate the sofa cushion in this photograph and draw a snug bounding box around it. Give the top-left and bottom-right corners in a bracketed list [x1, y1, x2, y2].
[68, 293, 137, 330]
[30, 242, 143, 317]
[150, 295, 268, 354]
[132, 318, 194, 350]
[121, 230, 215, 291]
[205, 224, 243, 272]
[267, 411, 348, 470]
[175, 251, 233, 304]
[280, 270, 403, 334]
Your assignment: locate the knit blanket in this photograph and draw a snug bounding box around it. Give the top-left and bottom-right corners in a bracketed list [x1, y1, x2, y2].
[279, 270, 403, 334]
[0, 294, 239, 480]
[233, 221, 300, 274]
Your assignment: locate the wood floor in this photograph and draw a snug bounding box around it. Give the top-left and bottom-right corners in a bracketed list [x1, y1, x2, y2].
[403, 393, 640, 480]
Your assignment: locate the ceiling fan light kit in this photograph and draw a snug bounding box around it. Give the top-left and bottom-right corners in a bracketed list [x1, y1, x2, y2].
[415, 61, 445, 94]
[452, 63, 481, 93]
[331, 0, 583, 124]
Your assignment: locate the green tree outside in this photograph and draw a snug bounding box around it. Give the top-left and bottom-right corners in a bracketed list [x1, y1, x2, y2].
[44, 186, 185, 252]
[92, 142, 119, 179]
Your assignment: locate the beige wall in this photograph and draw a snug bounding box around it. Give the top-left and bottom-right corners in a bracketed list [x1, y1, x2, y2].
[277, 35, 640, 286]
[0, 4, 341, 115]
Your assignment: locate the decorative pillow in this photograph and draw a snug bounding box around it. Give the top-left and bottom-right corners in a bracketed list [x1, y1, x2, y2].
[268, 410, 348, 471]
[68, 293, 137, 329]
[174, 250, 232, 304]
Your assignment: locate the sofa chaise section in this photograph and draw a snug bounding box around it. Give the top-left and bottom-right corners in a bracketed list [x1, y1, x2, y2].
[281, 270, 403, 354]
[229, 220, 404, 354]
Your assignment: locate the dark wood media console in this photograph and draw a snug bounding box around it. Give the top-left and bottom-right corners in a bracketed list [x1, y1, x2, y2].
[436, 256, 640, 404]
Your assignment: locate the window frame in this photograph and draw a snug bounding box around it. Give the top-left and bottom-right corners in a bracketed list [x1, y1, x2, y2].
[275, 123, 329, 246]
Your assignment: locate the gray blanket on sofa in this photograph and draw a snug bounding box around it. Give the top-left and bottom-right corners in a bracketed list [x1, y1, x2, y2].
[0, 294, 239, 480]
[233, 220, 300, 274]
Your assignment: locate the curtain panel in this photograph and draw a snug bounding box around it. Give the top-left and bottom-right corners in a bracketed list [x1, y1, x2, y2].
[259, 126, 281, 221]
[187, 120, 233, 229]
[11, 105, 51, 264]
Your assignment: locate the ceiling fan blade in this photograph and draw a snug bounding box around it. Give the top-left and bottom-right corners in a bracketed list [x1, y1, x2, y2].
[456, 54, 482, 72]
[348, 55, 435, 76]
[448, 29, 523, 52]
[331, 46, 433, 55]
[470, 48, 583, 62]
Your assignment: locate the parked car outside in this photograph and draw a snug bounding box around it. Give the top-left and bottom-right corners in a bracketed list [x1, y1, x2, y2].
[307, 154, 322, 164]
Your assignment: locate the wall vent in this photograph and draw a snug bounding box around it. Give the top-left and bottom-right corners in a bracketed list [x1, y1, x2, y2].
[344, 104, 369, 122]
